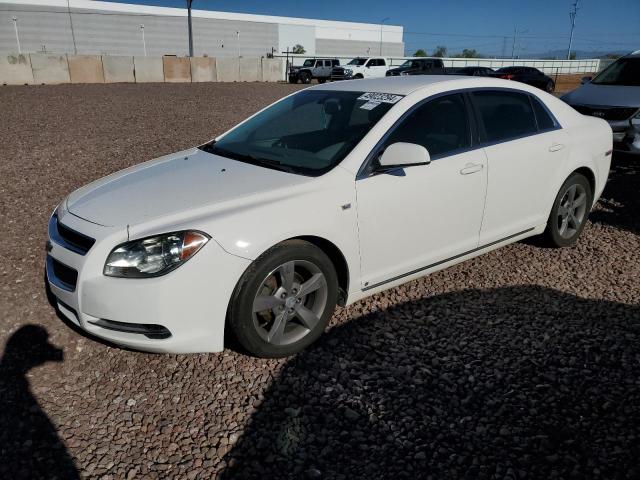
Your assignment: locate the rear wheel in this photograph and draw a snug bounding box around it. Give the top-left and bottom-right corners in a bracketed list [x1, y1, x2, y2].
[353, 74, 364, 79]
[542, 173, 592, 247]
[227, 240, 338, 358]
[299, 72, 311, 84]
[288, 76, 298, 84]
[317, 78, 327, 84]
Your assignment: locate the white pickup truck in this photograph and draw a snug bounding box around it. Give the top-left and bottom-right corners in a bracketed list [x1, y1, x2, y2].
[330, 57, 388, 81]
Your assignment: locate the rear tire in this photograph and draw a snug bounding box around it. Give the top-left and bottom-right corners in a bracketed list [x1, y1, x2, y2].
[288, 76, 298, 84]
[353, 74, 364, 79]
[227, 240, 338, 358]
[542, 173, 592, 248]
[317, 78, 326, 84]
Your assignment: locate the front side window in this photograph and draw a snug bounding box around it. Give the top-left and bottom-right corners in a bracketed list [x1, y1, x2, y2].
[348, 58, 367, 66]
[302, 59, 314, 67]
[200, 91, 397, 176]
[473, 90, 537, 142]
[383, 93, 471, 158]
[378, 59, 386, 66]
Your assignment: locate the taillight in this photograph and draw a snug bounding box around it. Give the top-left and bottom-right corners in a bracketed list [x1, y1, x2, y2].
[500, 74, 514, 80]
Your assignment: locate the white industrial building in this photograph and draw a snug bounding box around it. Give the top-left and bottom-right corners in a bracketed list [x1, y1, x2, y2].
[0, 0, 405, 57]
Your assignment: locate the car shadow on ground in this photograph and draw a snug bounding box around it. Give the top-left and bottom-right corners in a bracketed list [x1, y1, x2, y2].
[0, 325, 80, 479]
[222, 285, 640, 480]
[589, 153, 640, 236]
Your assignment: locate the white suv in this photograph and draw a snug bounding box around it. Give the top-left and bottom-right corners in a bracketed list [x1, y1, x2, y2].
[331, 57, 388, 81]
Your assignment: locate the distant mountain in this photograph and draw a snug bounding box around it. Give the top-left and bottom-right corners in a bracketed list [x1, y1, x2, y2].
[520, 48, 632, 59]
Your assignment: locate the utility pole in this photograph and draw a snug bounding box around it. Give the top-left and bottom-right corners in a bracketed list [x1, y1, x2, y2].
[379, 17, 389, 56]
[186, 0, 194, 56]
[12, 16, 21, 54]
[567, 0, 579, 60]
[236, 30, 240, 57]
[511, 27, 527, 59]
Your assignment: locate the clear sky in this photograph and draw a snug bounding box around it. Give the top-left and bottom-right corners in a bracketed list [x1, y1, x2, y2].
[105, 0, 640, 57]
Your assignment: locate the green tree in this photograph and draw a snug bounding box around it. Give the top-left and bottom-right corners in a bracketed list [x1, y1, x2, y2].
[292, 44, 306, 54]
[432, 45, 447, 57]
[413, 49, 428, 57]
[455, 49, 482, 58]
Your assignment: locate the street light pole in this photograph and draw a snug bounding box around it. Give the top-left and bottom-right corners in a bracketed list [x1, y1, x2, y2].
[186, 0, 194, 56]
[140, 24, 147, 56]
[67, 0, 77, 55]
[12, 16, 21, 54]
[379, 17, 390, 56]
[236, 30, 240, 57]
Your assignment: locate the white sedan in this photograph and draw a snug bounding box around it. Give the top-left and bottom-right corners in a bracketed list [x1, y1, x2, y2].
[46, 76, 612, 358]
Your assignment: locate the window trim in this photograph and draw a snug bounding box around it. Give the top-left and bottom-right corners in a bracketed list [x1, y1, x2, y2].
[356, 87, 562, 180]
[357, 90, 478, 179]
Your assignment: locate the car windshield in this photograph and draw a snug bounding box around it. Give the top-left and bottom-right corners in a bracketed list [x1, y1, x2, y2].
[302, 59, 314, 67]
[199, 90, 398, 176]
[591, 57, 640, 86]
[347, 58, 367, 66]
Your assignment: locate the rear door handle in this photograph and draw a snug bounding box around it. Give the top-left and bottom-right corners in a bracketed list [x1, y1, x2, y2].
[460, 163, 484, 175]
[549, 143, 565, 152]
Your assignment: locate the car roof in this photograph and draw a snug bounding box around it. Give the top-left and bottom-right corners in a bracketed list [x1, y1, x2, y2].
[309, 75, 521, 96]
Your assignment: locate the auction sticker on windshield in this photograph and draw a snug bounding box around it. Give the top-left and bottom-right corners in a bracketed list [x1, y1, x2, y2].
[358, 92, 404, 104]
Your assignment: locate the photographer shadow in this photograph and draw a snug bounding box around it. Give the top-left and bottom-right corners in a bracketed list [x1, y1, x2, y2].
[0, 325, 80, 479]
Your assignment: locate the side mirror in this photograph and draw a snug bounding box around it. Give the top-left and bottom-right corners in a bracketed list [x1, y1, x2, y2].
[581, 76, 592, 84]
[378, 142, 431, 170]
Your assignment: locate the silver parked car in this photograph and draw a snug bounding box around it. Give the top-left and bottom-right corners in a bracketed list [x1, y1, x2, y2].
[561, 50, 640, 155]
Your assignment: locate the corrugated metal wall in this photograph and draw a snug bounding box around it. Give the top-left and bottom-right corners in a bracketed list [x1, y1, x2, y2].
[0, 3, 403, 57]
[316, 39, 405, 58]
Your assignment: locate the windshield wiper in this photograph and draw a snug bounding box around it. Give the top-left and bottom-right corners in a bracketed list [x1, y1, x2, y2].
[201, 144, 298, 174]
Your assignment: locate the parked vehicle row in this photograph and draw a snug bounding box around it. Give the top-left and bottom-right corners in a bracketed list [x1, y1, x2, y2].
[289, 57, 555, 92]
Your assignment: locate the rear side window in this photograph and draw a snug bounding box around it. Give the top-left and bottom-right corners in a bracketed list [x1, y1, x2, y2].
[531, 96, 557, 131]
[473, 91, 537, 142]
[384, 93, 471, 158]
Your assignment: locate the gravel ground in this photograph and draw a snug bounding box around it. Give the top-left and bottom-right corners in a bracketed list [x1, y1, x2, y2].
[0, 83, 639, 480]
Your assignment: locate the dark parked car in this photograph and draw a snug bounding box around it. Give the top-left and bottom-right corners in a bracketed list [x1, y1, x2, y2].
[448, 66, 495, 76]
[289, 58, 340, 84]
[561, 50, 640, 155]
[386, 58, 446, 76]
[492, 67, 555, 93]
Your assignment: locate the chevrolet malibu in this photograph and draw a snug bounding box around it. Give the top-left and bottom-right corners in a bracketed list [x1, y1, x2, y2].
[46, 76, 612, 358]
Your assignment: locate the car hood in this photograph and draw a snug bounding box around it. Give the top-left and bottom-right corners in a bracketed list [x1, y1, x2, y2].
[562, 82, 640, 108]
[66, 148, 309, 227]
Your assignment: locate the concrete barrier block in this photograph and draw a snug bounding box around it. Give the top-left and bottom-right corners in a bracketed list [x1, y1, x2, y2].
[68, 55, 104, 83]
[30, 54, 70, 84]
[239, 57, 261, 82]
[134, 56, 164, 83]
[163, 56, 191, 83]
[190, 57, 216, 82]
[261, 58, 283, 83]
[0, 54, 33, 85]
[102, 56, 134, 83]
[216, 57, 239, 82]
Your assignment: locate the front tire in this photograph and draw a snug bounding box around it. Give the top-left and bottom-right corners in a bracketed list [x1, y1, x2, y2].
[227, 240, 338, 358]
[542, 173, 592, 247]
[299, 72, 311, 84]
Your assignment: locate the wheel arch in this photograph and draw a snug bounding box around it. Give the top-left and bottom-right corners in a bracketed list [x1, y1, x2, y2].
[572, 166, 596, 196]
[292, 235, 350, 303]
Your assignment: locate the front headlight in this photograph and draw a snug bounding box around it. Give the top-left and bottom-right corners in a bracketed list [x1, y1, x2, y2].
[344, 69, 353, 75]
[104, 231, 209, 278]
[400, 71, 410, 76]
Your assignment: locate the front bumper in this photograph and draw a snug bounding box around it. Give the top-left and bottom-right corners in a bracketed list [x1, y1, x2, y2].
[45, 206, 251, 353]
[610, 119, 640, 154]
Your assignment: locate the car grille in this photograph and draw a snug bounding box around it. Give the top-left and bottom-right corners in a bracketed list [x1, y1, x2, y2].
[49, 213, 95, 255]
[47, 255, 78, 291]
[572, 105, 638, 121]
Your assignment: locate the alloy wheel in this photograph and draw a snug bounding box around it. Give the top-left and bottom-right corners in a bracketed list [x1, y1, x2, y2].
[252, 260, 328, 346]
[557, 183, 588, 239]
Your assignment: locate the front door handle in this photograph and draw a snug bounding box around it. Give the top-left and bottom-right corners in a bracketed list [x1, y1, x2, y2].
[549, 143, 565, 152]
[460, 163, 484, 175]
